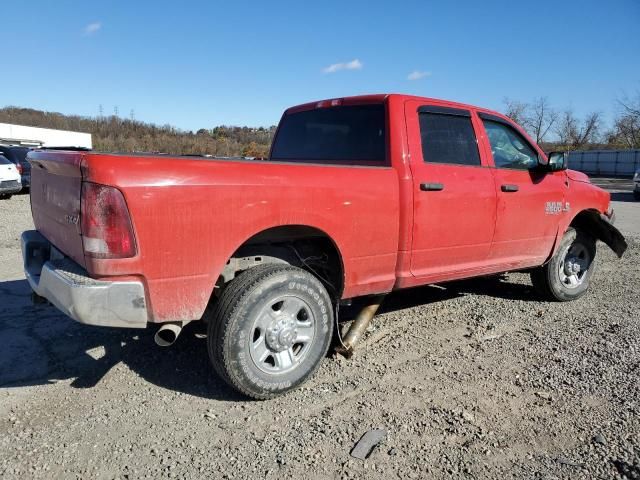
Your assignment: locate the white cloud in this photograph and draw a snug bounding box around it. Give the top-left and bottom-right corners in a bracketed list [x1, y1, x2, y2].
[83, 22, 101, 36]
[323, 59, 363, 74]
[407, 70, 432, 81]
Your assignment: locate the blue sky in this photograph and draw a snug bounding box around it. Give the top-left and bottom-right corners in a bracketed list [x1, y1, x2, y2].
[2, 0, 639, 131]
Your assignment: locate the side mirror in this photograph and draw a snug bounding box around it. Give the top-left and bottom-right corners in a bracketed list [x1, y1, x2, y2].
[546, 151, 568, 171]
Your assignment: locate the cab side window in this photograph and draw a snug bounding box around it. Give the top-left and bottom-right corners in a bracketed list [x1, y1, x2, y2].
[419, 109, 480, 166]
[482, 120, 538, 170]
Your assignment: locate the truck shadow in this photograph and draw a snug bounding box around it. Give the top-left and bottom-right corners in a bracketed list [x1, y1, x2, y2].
[0, 278, 243, 401]
[0, 274, 537, 399]
[377, 274, 539, 314]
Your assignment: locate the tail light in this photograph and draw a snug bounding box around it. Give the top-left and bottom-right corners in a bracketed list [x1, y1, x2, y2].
[16, 163, 23, 175]
[81, 182, 136, 259]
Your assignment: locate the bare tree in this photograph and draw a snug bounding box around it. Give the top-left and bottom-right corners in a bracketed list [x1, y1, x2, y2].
[502, 97, 557, 144]
[525, 97, 558, 144]
[555, 109, 602, 150]
[502, 98, 528, 125]
[619, 91, 640, 117]
[611, 91, 640, 148]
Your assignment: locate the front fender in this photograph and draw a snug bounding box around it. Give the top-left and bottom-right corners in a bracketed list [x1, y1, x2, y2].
[571, 209, 627, 258]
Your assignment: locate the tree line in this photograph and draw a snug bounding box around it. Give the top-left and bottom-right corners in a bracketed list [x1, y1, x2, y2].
[0, 106, 276, 158]
[1, 91, 639, 157]
[502, 91, 640, 151]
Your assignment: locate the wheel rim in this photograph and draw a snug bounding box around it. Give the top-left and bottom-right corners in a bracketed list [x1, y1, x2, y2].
[558, 241, 592, 289]
[249, 295, 316, 374]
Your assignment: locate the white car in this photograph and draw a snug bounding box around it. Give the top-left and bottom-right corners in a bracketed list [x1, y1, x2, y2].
[634, 169, 640, 200]
[0, 154, 22, 200]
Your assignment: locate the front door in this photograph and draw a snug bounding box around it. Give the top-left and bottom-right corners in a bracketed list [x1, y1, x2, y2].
[406, 102, 497, 279]
[478, 113, 567, 265]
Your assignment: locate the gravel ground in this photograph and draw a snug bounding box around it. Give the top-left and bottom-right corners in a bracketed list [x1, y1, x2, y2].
[1, 189, 639, 479]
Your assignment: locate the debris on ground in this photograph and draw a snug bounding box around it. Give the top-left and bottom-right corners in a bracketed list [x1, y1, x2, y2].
[350, 429, 387, 460]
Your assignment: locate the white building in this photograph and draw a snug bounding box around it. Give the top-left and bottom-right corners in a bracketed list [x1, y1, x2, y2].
[0, 123, 92, 149]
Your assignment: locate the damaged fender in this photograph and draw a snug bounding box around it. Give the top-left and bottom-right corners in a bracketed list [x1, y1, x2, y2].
[570, 209, 628, 258]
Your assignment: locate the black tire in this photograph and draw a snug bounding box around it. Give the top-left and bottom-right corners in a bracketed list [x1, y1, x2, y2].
[634, 190, 640, 201]
[530, 227, 597, 302]
[0, 194, 11, 200]
[207, 264, 334, 399]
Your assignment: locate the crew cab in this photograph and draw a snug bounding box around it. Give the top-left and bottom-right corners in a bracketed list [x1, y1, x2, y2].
[22, 94, 627, 399]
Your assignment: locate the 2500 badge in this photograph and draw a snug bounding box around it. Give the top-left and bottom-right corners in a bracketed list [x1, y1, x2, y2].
[545, 201, 570, 215]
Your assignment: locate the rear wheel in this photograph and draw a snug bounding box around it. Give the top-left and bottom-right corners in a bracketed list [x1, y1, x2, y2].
[0, 194, 11, 200]
[530, 228, 596, 301]
[207, 264, 333, 399]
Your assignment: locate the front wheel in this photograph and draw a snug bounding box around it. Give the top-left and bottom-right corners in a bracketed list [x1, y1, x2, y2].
[530, 227, 597, 301]
[207, 264, 334, 399]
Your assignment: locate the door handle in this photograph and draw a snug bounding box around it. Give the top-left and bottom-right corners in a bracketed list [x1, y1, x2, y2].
[501, 184, 519, 192]
[420, 182, 444, 191]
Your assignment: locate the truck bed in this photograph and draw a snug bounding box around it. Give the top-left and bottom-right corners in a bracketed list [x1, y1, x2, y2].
[28, 150, 401, 322]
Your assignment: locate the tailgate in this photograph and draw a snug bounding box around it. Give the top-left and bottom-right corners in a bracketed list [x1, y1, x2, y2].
[28, 150, 86, 268]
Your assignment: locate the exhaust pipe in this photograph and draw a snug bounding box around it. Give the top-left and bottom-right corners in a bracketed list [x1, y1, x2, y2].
[154, 321, 190, 347]
[335, 295, 385, 358]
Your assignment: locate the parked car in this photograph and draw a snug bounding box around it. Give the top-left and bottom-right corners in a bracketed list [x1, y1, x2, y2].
[634, 168, 640, 200]
[0, 154, 22, 199]
[21, 94, 627, 399]
[0, 145, 32, 189]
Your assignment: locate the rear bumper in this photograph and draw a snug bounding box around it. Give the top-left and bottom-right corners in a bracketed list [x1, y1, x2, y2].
[0, 180, 22, 195]
[21, 230, 148, 328]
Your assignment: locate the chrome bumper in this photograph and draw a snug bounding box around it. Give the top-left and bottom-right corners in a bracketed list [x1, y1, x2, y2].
[21, 230, 148, 328]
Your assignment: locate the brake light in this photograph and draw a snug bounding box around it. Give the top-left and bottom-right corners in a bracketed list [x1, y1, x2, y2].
[81, 182, 136, 259]
[16, 163, 23, 175]
[316, 98, 343, 108]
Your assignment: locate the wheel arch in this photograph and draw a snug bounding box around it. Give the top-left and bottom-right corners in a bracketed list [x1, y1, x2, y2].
[215, 224, 346, 300]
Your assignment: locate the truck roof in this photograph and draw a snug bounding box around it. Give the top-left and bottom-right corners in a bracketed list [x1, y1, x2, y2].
[285, 93, 505, 120]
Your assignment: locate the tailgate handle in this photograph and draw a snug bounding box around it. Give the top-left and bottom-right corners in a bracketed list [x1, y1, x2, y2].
[501, 184, 519, 192]
[420, 182, 444, 191]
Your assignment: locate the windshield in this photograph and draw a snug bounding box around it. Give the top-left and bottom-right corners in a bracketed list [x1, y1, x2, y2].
[270, 104, 387, 165]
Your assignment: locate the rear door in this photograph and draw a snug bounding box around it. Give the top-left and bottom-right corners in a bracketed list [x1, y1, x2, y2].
[406, 101, 497, 279]
[478, 113, 566, 265]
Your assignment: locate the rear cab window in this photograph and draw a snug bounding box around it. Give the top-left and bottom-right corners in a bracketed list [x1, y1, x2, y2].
[418, 107, 481, 166]
[270, 104, 387, 166]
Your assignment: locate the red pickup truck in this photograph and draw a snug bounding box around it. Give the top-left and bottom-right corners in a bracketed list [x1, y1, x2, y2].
[22, 94, 626, 399]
